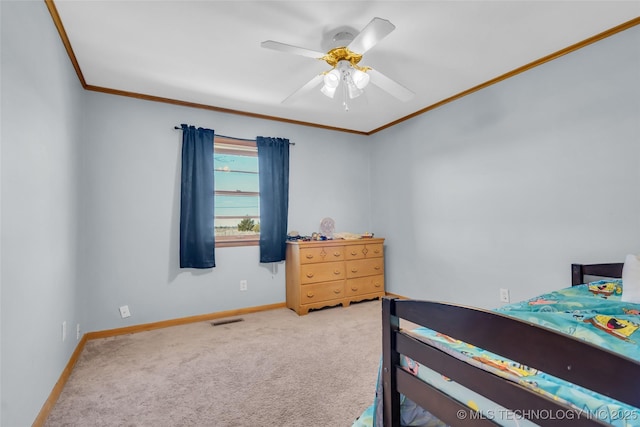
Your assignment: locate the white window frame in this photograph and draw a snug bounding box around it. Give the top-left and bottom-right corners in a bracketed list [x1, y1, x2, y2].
[214, 136, 259, 248]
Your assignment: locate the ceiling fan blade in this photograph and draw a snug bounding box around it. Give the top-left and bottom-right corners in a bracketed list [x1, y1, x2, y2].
[261, 40, 325, 59]
[368, 69, 415, 102]
[282, 74, 325, 104]
[347, 17, 395, 54]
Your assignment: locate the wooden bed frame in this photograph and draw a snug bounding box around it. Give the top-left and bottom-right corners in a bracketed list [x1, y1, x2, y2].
[571, 263, 624, 286]
[382, 263, 639, 426]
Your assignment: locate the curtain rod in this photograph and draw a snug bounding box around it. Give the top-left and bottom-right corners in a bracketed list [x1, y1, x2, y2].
[174, 126, 294, 145]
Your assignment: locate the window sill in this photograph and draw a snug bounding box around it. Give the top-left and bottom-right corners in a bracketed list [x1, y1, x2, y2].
[216, 238, 259, 248]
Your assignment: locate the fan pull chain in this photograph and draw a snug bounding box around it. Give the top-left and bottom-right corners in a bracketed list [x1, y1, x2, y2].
[342, 76, 349, 112]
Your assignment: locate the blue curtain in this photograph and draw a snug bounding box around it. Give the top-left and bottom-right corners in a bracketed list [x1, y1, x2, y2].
[257, 136, 290, 263]
[180, 124, 215, 268]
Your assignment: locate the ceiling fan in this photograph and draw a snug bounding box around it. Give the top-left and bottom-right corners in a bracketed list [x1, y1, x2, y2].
[261, 17, 414, 110]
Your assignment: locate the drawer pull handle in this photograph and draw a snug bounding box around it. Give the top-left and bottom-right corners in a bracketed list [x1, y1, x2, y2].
[305, 254, 314, 259]
[307, 292, 314, 298]
[333, 252, 341, 257]
[374, 249, 380, 254]
[334, 270, 341, 275]
[306, 272, 314, 278]
[374, 282, 381, 288]
[374, 266, 381, 270]
[350, 251, 358, 255]
[351, 287, 358, 291]
[351, 268, 358, 273]
[334, 288, 342, 294]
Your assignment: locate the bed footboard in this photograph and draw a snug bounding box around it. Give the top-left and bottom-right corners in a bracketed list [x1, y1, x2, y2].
[381, 296, 639, 427]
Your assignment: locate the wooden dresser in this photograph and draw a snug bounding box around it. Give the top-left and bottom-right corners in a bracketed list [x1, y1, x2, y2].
[285, 238, 385, 315]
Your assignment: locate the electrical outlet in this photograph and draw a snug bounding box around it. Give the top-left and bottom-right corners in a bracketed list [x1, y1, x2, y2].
[119, 305, 131, 318]
[62, 321, 67, 342]
[240, 280, 248, 291]
[76, 323, 81, 340]
[499, 288, 510, 303]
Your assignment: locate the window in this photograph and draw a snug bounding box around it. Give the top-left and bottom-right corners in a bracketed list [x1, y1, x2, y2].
[214, 137, 259, 247]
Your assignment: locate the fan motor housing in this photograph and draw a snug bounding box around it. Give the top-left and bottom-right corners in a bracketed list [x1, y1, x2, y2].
[322, 47, 363, 68]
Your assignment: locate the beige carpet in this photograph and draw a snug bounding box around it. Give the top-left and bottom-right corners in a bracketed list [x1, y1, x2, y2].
[44, 300, 382, 427]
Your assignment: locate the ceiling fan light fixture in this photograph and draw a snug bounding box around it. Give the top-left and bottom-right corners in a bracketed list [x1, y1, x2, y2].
[321, 84, 337, 98]
[352, 68, 370, 89]
[323, 69, 341, 88]
[347, 82, 363, 99]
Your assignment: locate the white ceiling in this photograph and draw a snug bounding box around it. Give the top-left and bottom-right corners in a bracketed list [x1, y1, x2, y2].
[51, 1, 639, 134]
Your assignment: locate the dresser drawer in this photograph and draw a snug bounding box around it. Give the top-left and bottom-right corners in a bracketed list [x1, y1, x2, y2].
[366, 243, 384, 258]
[346, 275, 384, 296]
[344, 243, 384, 260]
[346, 258, 384, 278]
[299, 246, 344, 264]
[300, 281, 344, 304]
[300, 262, 345, 284]
[344, 244, 366, 260]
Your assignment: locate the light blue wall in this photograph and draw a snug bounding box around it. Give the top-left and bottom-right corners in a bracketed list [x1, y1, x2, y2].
[369, 25, 640, 308]
[1, 1, 84, 426]
[77, 92, 371, 333]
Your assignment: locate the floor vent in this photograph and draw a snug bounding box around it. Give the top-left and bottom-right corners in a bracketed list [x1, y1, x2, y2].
[211, 318, 244, 326]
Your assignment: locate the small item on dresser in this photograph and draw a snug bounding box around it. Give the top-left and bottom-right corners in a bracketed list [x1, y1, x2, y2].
[311, 232, 327, 241]
[333, 232, 362, 240]
[287, 230, 302, 241]
[361, 232, 374, 239]
[319, 217, 335, 239]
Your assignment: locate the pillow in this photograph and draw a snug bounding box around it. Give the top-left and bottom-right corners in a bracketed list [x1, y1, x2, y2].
[621, 254, 640, 303]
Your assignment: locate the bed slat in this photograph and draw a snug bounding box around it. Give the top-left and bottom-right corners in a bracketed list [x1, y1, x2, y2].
[396, 368, 499, 426]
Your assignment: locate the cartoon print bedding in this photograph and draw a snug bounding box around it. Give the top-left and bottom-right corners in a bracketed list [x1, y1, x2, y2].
[353, 280, 640, 427]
